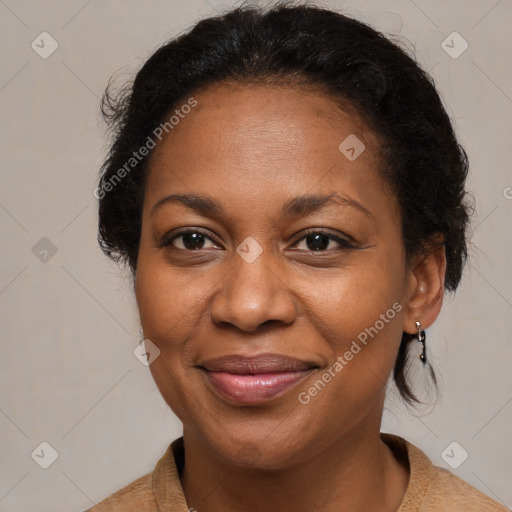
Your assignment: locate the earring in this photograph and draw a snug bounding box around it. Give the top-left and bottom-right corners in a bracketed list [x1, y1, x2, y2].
[415, 321, 426, 364]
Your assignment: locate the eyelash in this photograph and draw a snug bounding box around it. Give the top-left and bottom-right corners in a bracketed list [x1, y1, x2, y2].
[160, 228, 356, 252]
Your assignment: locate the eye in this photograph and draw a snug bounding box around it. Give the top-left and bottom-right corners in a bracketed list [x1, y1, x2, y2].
[291, 230, 355, 252]
[160, 228, 355, 252]
[161, 229, 220, 250]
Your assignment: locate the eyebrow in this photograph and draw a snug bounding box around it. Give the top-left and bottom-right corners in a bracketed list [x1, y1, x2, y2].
[151, 192, 373, 220]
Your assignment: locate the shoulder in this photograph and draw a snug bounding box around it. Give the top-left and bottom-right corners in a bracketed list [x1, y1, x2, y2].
[424, 464, 508, 512]
[386, 434, 508, 512]
[83, 438, 185, 511]
[84, 472, 157, 512]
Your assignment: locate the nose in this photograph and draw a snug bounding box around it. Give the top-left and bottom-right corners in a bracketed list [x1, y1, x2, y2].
[209, 249, 297, 332]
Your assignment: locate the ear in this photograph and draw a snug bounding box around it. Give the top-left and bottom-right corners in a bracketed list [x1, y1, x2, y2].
[403, 242, 447, 334]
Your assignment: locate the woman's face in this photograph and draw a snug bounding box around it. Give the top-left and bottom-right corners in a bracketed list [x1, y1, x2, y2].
[135, 83, 418, 468]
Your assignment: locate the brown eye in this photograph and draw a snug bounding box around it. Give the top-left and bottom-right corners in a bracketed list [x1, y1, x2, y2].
[162, 229, 219, 250]
[293, 231, 355, 251]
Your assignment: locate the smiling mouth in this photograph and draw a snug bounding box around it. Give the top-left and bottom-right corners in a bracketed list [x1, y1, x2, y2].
[199, 354, 319, 404]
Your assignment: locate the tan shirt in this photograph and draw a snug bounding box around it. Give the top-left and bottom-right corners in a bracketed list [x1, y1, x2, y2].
[86, 434, 507, 511]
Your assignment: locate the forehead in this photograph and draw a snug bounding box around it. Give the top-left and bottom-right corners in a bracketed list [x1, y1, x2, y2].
[145, 82, 392, 218]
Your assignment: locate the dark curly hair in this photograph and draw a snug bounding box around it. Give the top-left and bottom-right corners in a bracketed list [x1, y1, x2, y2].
[96, 3, 471, 404]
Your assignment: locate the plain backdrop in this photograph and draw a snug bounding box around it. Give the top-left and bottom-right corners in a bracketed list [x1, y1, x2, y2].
[0, 0, 511, 510]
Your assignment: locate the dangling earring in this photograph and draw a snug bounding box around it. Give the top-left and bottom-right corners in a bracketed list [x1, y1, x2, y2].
[415, 321, 426, 364]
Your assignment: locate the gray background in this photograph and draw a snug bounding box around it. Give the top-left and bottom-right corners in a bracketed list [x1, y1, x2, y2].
[0, 0, 511, 510]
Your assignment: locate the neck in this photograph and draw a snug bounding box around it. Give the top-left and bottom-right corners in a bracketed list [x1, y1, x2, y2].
[180, 418, 409, 512]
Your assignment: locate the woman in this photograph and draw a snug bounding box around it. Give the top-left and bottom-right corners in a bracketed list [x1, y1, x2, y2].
[89, 4, 506, 511]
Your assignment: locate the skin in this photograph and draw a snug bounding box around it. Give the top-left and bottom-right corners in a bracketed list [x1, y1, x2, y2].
[135, 82, 446, 511]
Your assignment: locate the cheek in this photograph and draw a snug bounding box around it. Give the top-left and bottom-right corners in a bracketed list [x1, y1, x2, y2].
[304, 255, 406, 348]
[291, 263, 406, 425]
[135, 250, 208, 340]
[135, 256, 207, 417]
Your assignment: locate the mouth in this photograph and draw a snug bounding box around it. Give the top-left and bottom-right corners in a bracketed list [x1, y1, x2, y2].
[199, 354, 319, 404]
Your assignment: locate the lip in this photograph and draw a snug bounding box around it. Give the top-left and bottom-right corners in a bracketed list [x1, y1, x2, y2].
[199, 354, 318, 404]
